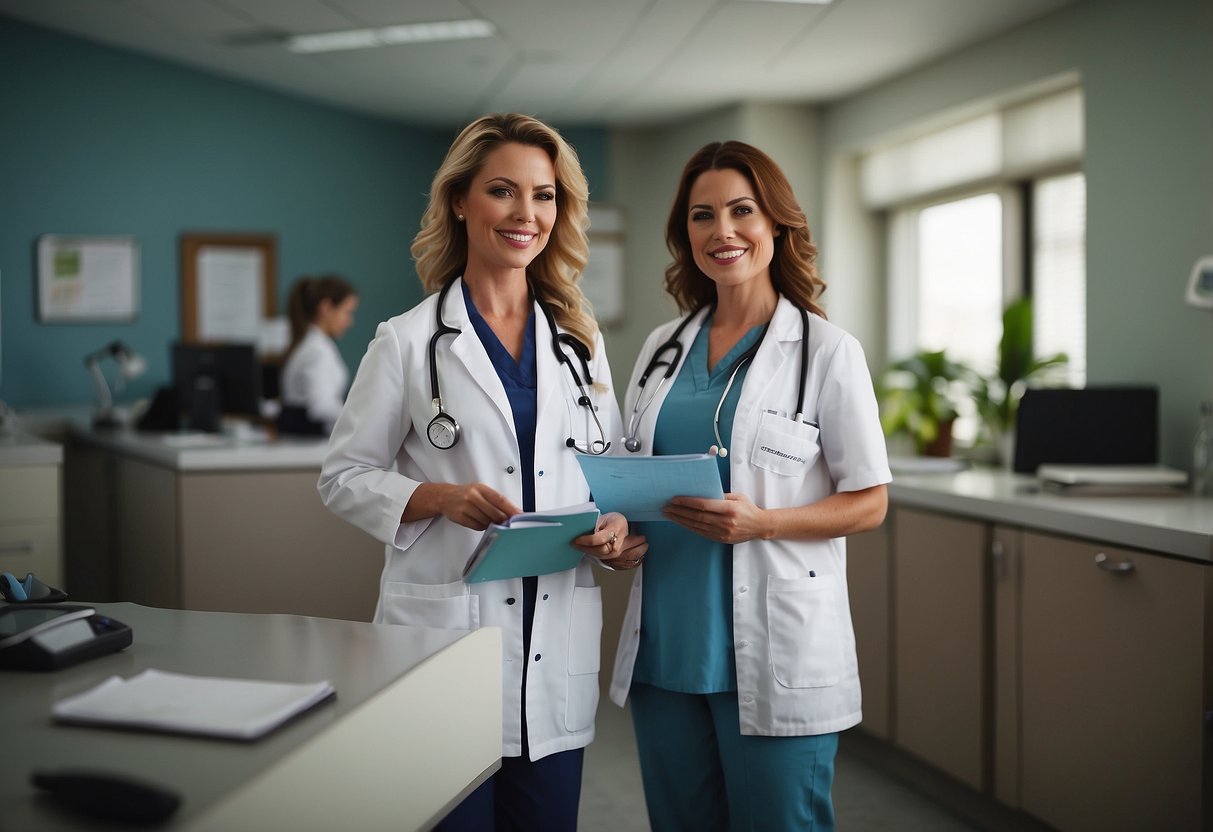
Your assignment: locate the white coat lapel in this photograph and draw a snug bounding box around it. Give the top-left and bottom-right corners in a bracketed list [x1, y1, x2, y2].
[733, 298, 802, 443]
[442, 279, 517, 439]
[534, 299, 565, 432]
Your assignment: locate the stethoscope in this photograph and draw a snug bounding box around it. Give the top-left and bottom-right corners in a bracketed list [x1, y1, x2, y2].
[426, 277, 610, 455]
[623, 300, 810, 457]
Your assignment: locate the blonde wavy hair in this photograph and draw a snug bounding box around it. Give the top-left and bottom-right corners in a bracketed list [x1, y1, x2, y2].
[411, 113, 598, 353]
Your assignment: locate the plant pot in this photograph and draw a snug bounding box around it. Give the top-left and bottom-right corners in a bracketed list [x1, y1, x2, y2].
[922, 420, 954, 458]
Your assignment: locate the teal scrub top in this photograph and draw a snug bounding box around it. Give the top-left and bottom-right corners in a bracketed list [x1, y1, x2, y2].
[632, 318, 765, 694]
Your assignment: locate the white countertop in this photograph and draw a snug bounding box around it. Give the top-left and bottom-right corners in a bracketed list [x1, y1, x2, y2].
[70, 424, 331, 472]
[0, 431, 63, 466]
[889, 466, 1213, 562]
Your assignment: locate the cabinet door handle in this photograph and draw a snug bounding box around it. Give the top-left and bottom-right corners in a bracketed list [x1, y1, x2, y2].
[1094, 552, 1135, 574]
[0, 542, 34, 555]
[990, 539, 1007, 580]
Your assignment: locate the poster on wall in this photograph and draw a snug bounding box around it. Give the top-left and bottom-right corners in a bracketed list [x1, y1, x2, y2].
[179, 233, 276, 344]
[36, 235, 140, 322]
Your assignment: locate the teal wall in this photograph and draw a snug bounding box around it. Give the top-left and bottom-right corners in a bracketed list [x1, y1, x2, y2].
[0, 17, 611, 409]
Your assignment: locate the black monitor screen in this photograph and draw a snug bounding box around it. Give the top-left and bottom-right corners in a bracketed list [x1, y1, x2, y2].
[1013, 386, 1158, 473]
[172, 343, 262, 429]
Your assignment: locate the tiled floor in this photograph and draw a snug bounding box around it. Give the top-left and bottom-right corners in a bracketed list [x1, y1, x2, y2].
[579, 703, 980, 832]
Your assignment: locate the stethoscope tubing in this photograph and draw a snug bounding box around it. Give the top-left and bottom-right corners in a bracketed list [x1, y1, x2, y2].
[428, 277, 608, 453]
[625, 300, 811, 454]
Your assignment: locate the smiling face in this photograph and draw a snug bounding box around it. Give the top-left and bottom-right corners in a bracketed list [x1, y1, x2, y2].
[686, 167, 780, 293]
[453, 142, 557, 280]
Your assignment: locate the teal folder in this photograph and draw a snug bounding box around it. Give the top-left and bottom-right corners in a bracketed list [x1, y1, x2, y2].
[575, 453, 724, 521]
[462, 503, 600, 583]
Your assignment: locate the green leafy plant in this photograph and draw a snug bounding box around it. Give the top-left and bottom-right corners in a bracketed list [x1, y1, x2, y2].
[880, 349, 973, 456]
[971, 298, 1068, 443]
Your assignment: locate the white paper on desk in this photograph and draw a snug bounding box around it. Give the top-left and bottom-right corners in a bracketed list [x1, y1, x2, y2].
[52, 669, 335, 741]
[576, 453, 724, 522]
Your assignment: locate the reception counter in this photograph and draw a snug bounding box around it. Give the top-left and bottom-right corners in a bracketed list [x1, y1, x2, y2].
[848, 464, 1213, 832]
[887, 465, 1213, 561]
[63, 426, 383, 621]
[0, 602, 502, 832]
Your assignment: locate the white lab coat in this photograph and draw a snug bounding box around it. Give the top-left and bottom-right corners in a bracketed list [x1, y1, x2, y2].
[318, 278, 622, 761]
[281, 325, 348, 431]
[609, 297, 891, 736]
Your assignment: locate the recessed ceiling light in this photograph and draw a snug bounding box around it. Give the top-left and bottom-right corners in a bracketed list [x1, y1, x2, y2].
[287, 19, 495, 54]
[737, 0, 833, 4]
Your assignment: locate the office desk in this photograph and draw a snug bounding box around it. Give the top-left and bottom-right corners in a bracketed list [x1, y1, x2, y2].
[64, 427, 382, 620]
[0, 603, 502, 832]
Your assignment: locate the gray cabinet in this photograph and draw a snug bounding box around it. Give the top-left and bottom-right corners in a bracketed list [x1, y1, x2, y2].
[847, 522, 891, 739]
[0, 462, 62, 587]
[878, 503, 1213, 831]
[891, 507, 988, 791]
[1018, 531, 1210, 832]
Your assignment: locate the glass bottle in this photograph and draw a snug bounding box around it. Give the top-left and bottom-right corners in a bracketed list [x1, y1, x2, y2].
[1194, 401, 1213, 497]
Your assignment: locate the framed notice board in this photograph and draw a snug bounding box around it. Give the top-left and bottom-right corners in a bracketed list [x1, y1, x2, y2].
[180, 233, 276, 343]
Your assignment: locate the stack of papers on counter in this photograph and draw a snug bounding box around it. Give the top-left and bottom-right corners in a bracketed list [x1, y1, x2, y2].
[1037, 464, 1188, 496]
[52, 669, 336, 741]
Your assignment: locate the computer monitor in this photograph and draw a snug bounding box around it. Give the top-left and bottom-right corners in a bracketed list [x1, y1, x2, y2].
[1013, 386, 1159, 474]
[172, 343, 262, 432]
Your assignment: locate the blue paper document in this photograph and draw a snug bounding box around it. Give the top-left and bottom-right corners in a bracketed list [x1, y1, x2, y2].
[575, 453, 724, 522]
[462, 503, 600, 583]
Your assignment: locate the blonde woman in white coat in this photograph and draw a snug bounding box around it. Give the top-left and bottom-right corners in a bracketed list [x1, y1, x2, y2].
[279, 274, 358, 434]
[610, 141, 890, 832]
[318, 114, 644, 832]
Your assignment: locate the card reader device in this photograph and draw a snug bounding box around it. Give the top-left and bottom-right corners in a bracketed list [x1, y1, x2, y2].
[0, 605, 132, 671]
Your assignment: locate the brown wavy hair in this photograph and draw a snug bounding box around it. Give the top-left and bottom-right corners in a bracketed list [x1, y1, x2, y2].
[410, 113, 597, 353]
[664, 141, 827, 318]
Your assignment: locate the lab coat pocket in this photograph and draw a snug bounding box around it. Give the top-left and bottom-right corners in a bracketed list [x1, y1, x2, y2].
[381, 580, 480, 631]
[750, 411, 821, 477]
[766, 575, 844, 688]
[564, 585, 602, 732]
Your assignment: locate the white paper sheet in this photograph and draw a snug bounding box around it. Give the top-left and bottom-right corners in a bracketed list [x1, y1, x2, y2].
[197, 247, 264, 342]
[52, 669, 335, 741]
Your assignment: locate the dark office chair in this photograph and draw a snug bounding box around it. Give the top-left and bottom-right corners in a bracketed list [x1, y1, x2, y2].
[276, 405, 326, 437]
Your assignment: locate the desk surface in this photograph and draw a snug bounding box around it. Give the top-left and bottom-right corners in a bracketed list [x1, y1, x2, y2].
[0, 603, 501, 831]
[71, 425, 330, 472]
[889, 467, 1213, 561]
[0, 430, 63, 467]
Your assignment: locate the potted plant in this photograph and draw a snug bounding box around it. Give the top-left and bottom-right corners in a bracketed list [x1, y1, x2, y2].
[879, 349, 973, 457]
[972, 298, 1068, 465]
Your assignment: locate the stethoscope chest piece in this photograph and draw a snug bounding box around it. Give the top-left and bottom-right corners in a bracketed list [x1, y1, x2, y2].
[427, 409, 460, 450]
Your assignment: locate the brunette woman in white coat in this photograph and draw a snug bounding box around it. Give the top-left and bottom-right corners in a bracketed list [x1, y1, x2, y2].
[318, 113, 644, 832]
[279, 274, 358, 434]
[611, 141, 890, 831]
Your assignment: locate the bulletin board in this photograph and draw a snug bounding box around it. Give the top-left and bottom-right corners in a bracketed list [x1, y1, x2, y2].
[36, 235, 140, 322]
[180, 233, 277, 343]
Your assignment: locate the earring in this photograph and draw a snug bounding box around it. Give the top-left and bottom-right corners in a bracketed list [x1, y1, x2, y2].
[456, 214, 465, 221]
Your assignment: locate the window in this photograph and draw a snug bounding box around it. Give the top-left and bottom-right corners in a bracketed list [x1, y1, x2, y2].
[916, 192, 1004, 373]
[886, 173, 1086, 444]
[1031, 172, 1086, 387]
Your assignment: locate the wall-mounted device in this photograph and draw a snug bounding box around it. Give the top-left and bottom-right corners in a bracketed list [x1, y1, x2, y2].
[1187, 255, 1213, 310]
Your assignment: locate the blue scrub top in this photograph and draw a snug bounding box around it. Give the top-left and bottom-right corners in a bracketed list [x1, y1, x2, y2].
[632, 318, 765, 694]
[462, 281, 538, 512]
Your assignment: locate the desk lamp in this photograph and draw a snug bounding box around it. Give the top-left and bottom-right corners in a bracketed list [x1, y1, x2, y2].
[84, 340, 146, 428]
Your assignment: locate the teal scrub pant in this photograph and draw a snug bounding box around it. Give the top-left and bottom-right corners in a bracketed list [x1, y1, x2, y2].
[630, 683, 838, 832]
